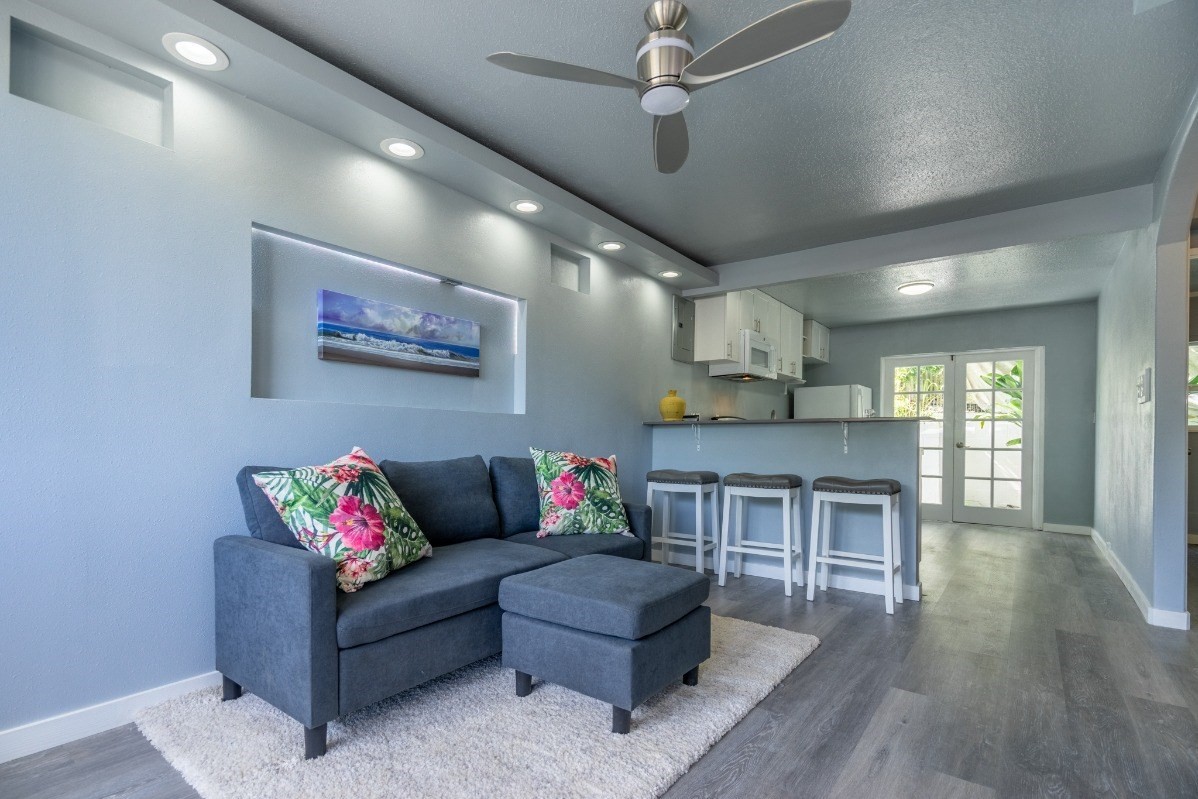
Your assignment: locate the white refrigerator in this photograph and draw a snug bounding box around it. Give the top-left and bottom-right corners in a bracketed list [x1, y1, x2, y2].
[791, 385, 873, 419]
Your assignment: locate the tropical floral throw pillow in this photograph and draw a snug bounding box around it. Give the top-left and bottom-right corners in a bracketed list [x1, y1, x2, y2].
[253, 448, 432, 592]
[531, 447, 632, 538]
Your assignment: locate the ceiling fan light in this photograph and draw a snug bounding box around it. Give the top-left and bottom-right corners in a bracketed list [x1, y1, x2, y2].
[640, 84, 689, 116]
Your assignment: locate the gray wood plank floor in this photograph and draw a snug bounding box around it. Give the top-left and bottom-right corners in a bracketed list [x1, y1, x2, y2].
[2, 523, 1195, 799]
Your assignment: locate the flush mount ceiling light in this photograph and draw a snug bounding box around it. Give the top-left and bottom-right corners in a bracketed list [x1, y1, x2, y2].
[659, 270, 681, 279]
[897, 280, 935, 296]
[599, 241, 625, 252]
[509, 200, 543, 214]
[380, 138, 424, 159]
[162, 32, 229, 71]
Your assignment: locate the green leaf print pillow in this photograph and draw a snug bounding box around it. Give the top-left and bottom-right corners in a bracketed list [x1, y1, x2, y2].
[253, 448, 432, 592]
[530, 447, 631, 538]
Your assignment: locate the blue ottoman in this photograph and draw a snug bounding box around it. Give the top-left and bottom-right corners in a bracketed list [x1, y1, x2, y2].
[498, 553, 711, 733]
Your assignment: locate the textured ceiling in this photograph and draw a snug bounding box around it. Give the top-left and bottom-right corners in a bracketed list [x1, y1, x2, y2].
[763, 231, 1128, 327]
[209, 0, 1198, 266]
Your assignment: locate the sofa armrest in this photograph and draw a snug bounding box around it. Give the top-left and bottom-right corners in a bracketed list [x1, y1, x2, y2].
[214, 536, 339, 727]
[623, 502, 653, 561]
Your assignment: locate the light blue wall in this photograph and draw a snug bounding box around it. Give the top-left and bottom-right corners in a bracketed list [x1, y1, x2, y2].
[0, 6, 786, 730]
[802, 302, 1098, 527]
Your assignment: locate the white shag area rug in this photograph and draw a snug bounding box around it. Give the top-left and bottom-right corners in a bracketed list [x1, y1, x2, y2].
[137, 614, 818, 799]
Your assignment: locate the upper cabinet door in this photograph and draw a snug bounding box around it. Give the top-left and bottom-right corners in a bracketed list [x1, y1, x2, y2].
[777, 305, 804, 380]
[803, 319, 830, 363]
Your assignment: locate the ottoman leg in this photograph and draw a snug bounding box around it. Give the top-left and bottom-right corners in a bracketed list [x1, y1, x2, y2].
[612, 706, 631, 734]
[515, 670, 532, 697]
[683, 665, 699, 686]
[221, 675, 242, 701]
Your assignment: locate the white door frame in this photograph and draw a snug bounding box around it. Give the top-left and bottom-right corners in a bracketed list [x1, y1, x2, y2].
[881, 347, 1045, 530]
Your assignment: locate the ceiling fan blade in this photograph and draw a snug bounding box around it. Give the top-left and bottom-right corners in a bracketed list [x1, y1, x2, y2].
[653, 113, 689, 174]
[487, 52, 646, 91]
[681, 0, 850, 89]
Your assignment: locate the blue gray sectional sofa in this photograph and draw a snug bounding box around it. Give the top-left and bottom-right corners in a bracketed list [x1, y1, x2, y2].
[214, 455, 652, 758]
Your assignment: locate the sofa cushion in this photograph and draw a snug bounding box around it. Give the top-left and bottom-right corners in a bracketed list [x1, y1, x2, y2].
[379, 455, 501, 546]
[236, 466, 304, 549]
[505, 530, 643, 560]
[335, 538, 566, 648]
[253, 448, 432, 593]
[530, 447, 631, 537]
[498, 554, 710, 640]
[489, 456, 540, 538]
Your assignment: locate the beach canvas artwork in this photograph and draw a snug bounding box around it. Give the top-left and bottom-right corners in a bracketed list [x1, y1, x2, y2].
[317, 290, 481, 377]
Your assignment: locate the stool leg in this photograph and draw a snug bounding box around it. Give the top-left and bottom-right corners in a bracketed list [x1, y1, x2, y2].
[735, 494, 747, 578]
[693, 486, 705, 574]
[881, 496, 895, 614]
[646, 486, 657, 564]
[782, 491, 794, 598]
[793, 488, 804, 588]
[718, 487, 732, 587]
[892, 494, 904, 604]
[662, 492, 672, 565]
[818, 502, 832, 591]
[807, 495, 820, 601]
[709, 485, 721, 573]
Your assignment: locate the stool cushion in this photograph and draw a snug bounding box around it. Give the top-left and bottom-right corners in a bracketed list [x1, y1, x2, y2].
[498, 554, 709, 640]
[723, 472, 803, 489]
[646, 469, 720, 485]
[812, 476, 901, 495]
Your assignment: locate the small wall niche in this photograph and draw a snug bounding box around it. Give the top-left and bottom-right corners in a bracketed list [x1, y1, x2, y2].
[550, 244, 590, 294]
[251, 226, 526, 415]
[9, 20, 171, 147]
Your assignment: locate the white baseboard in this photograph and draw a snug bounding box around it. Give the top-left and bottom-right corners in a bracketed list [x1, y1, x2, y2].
[1043, 523, 1093, 536]
[0, 670, 220, 764]
[665, 551, 922, 601]
[1090, 529, 1191, 631]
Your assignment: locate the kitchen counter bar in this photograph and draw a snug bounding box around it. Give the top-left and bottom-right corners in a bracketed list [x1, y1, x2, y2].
[649, 418, 921, 600]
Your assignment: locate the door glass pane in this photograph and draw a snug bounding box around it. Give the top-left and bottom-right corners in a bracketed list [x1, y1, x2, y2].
[995, 390, 1022, 419]
[966, 361, 994, 390]
[922, 477, 943, 504]
[995, 360, 1023, 387]
[919, 365, 944, 392]
[920, 393, 945, 419]
[994, 450, 1022, 480]
[965, 420, 992, 449]
[994, 420, 1023, 449]
[920, 421, 943, 448]
[965, 450, 991, 478]
[921, 448, 942, 476]
[1189, 392, 1198, 426]
[894, 394, 918, 417]
[964, 479, 991, 507]
[993, 480, 1022, 509]
[966, 391, 994, 417]
[894, 366, 918, 394]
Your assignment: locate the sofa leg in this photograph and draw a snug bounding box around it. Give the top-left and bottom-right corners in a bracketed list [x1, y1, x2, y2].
[304, 724, 327, 759]
[683, 665, 699, 686]
[221, 676, 242, 701]
[515, 670, 532, 697]
[612, 706, 631, 734]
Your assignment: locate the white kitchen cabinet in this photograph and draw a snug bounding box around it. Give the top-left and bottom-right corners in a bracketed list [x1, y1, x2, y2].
[694, 294, 743, 363]
[752, 291, 781, 347]
[803, 319, 830, 363]
[777, 305, 805, 381]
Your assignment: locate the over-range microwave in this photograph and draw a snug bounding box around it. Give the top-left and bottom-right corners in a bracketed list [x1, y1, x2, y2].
[709, 329, 777, 381]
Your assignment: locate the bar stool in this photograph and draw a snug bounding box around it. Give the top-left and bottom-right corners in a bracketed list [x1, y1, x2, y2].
[806, 476, 903, 614]
[718, 473, 804, 597]
[645, 470, 721, 573]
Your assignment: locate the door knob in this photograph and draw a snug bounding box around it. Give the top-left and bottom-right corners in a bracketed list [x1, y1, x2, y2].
[955, 442, 964, 448]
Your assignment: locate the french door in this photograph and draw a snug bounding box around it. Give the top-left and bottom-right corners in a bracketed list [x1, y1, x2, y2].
[882, 348, 1040, 528]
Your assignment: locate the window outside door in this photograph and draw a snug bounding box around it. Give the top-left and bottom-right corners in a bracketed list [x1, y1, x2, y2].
[882, 348, 1041, 528]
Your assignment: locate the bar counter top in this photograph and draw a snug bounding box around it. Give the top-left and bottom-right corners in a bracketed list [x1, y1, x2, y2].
[644, 417, 924, 426]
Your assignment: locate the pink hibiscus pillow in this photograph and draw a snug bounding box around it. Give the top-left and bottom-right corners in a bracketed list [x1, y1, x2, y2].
[530, 447, 631, 537]
[253, 448, 431, 592]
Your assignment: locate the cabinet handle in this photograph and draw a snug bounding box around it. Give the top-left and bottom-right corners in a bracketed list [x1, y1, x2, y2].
[727, 341, 732, 358]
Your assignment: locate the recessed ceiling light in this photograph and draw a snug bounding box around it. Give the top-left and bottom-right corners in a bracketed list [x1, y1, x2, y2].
[510, 200, 542, 214]
[162, 33, 229, 71]
[659, 270, 681, 279]
[897, 280, 935, 296]
[599, 241, 625, 252]
[380, 138, 424, 159]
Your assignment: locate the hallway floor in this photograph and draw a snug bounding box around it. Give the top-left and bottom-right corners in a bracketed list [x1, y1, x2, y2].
[2, 524, 1196, 798]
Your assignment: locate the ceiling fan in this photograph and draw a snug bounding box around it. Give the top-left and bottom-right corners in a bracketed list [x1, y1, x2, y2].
[487, 0, 851, 174]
